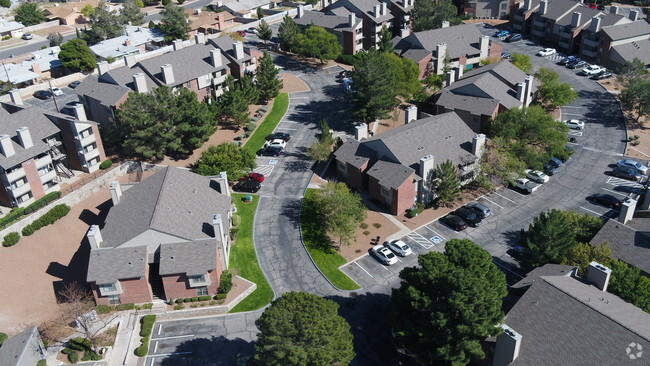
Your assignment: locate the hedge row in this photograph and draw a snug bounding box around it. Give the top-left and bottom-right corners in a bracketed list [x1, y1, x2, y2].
[62, 347, 78, 364]
[68, 337, 91, 351]
[99, 159, 112, 170]
[135, 337, 149, 357]
[22, 204, 71, 236]
[95, 302, 152, 314]
[0, 191, 61, 229]
[140, 315, 156, 337]
[2, 232, 20, 247]
[173, 295, 212, 304]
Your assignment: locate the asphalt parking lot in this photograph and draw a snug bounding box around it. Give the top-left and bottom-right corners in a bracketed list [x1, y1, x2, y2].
[24, 86, 80, 114]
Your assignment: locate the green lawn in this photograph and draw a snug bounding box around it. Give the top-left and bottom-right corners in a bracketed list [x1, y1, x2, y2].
[244, 93, 290, 154]
[229, 194, 274, 312]
[301, 189, 361, 291]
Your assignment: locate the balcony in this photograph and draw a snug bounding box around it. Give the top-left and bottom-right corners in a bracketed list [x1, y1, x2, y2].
[11, 181, 31, 197]
[514, 14, 523, 22]
[245, 64, 257, 73]
[581, 48, 597, 58]
[213, 73, 227, 86]
[532, 28, 545, 38]
[558, 40, 570, 50]
[84, 148, 100, 161]
[35, 154, 53, 170]
[40, 169, 57, 184]
[5, 167, 26, 183]
[79, 134, 95, 148]
[582, 37, 599, 48]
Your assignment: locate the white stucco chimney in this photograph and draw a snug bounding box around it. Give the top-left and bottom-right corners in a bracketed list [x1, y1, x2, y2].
[516, 82, 526, 104]
[97, 61, 110, 75]
[571, 12, 582, 28]
[9, 89, 22, 105]
[381, 2, 387, 15]
[109, 181, 122, 205]
[211, 49, 223, 68]
[479, 35, 490, 60]
[355, 123, 368, 140]
[73, 103, 87, 121]
[87, 225, 103, 249]
[373, 4, 381, 17]
[297, 5, 304, 18]
[454, 66, 464, 81]
[16, 127, 33, 149]
[405, 105, 418, 124]
[173, 39, 184, 51]
[0, 135, 15, 157]
[217, 171, 230, 196]
[524, 75, 534, 106]
[161, 64, 175, 85]
[472, 134, 486, 158]
[493, 325, 522, 366]
[349, 13, 356, 27]
[124, 54, 137, 68]
[523, 0, 532, 11]
[233, 41, 245, 60]
[194, 32, 206, 44]
[133, 73, 148, 93]
[610, 5, 619, 14]
[435, 43, 447, 74]
[418, 155, 434, 204]
[446, 70, 455, 86]
[587, 261, 612, 291]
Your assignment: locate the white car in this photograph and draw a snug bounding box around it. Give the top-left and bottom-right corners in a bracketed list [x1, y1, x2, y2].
[524, 169, 550, 183]
[617, 159, 649, 174]
[513, 178, 541, 193]
[263, 139, 286, 149]
[565, 119, 584, 130]
[51, 87, 63, 96]
[581, 65, 604, 76]
[385, 240, 412, 257]
[372, 244, 398, 265]
[537, 48, 556, 57]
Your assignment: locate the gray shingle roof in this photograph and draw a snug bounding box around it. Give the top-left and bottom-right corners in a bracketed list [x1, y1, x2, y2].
[101, 65, 157, 91]
[0, 326, 42, 366]
[73, 75, 131, 107]
[589, 218, 650, 274]
[540, 0, 581, 21]
[295, 10, 361, 31]
[366, 159, 415, 190]
[400, 48, 431, 63]
[87, 246, 148, 284]
[101, 166, 231, 247]
[333, 138, 375, 168]
[506, 276, 650, 365]
[554, 5, 601, 27]
[325, 0, 393, 22]
[601, 19, 650, 41]
[597, 13, 630, 28]
[399, 24, 483, 58]
[611, 39, 650, 65]
[435, 91, 501, 116]
[460, 60, 528, 88]
[0, 105, 63, 169]
[510, 263, 577, 289]
[208, 37, 252, 66]
[138, 43, 229, 86]
[159, 238, 217, 276]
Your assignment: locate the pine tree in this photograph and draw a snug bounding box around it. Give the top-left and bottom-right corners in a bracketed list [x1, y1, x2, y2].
[278, 14, 300, 52]
[255, 52, 282, 103]
[377, 25, 394, 53]
[121, 0, 145, 26]
[158, 4, 191, 41]
[218, 76, 250, 128]
[257, 19, 272, 44]
[432, 159, 461, 207]
[293, 25, 342, 64]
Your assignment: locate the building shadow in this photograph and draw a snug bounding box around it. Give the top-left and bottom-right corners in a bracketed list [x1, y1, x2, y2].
[157, 336, 254, 366]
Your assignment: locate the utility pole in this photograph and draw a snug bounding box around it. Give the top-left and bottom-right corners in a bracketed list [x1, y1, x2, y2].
[49, 80, 60, 113]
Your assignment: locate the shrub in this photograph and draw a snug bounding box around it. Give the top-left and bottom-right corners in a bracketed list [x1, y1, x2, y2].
[633, 135, 640, 140]
[82, 350, 102, 361]
[37, 360, 47, 366]
[115, 303, 136, 311]
[372, 223, 382, 228]
[337, 53, 362, 66]
[140, 315, 156, 337]
[209, 300, 217, 305]
[183, 298, 190, 303]
[230, 227, 239, 240]
[244, 131, 252, 138]
[407, 203, 425, 218]
[0, 207, 25, 229]
[2, 232, 20, 247]
[142, 303, 153, 309]
[191, 297, 199, 302]
[135, 337, 149, 357]
[95, 305, 113, 314]
[214, 293, 227, 300]
[175, 298, 183, 304]
[173, 303, 185, 310]
[22, 204, 70, 236]
[99, 159, 113, 170]
[0, 332, 7, 345]
[190, 304, 198, 308]
[198, 295, 211, 301]
[363, 230, 370, 235]
[245, 122, 256, 132]
[62, 347, 79, 363]
[359, 223, 368, 229]
[219, 270, 233, 293]
[68, 337, 91, 351]
[231, 214, 241, 227]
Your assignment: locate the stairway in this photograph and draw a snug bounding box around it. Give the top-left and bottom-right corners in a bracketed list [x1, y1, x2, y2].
[55, 162, 74, 179]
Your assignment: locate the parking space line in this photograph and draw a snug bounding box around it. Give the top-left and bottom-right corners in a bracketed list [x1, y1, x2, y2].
[494, 192, 516, 203]
[147, 351, 193, 358]
[151, 334, 195, 341]
[481, 197, 504, 209]
[601, 187, 632, 197]
[354, 261, 373, 278]
[275, 127, 298, 130]
[157, 324, 162, 336]
[579, 206, 607, 216]
[508, 189, 527, 198]
[154, 341, 159, 353]
[423, 226, 446, 240]
[568, 131, 583, 136]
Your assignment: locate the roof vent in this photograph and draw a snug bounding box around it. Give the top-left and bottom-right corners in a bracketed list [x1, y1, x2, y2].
[170, 256, 175, 260]
[128, 261, 133, 266]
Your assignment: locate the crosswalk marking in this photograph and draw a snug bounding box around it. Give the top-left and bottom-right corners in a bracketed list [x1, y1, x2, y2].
[605, 176, 642, 188]
[406, 232, 434, 249]
[546, 53, 564, 62]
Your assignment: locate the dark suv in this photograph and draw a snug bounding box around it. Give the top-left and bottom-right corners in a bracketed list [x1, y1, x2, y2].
[454, 207, 482, 227]
[233, 179, 261, 193]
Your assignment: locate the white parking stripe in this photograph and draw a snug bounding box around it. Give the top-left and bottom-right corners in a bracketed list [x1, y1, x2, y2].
[275, 127, 298, 130]
[568, 131, 583, 136]
[151, 334, 195, 341]
[157, 324, 162, 336]
[482, 197, 504, 209]
[147, 352, 193, 358]
[494, 192, 516, 203]
[154, 341, 159, 353]
[424, 227, 446, 240]
[354, 261, 373, 278]
[601, 187, 631, 197]
[508, 189, 527, 198]
[579, 206, 607, 216]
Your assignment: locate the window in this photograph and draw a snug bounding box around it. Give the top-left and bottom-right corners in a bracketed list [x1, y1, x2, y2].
[108, 295, 120, 305]
[38, 165, 52, 176]
[79, 128, 93, 139]
[10, 177, 27, 190]
[83, 143, 97, 153]
[185, 81, 191, 88]
[101, 283, 118, 292]
[500, 2, 507, 9]
[197, 287, 208, 296]
[42, 180, 57, 189]
[17, 191, 33, 203]
[189, 274, 205, 282]
[88, 157, 100, 166]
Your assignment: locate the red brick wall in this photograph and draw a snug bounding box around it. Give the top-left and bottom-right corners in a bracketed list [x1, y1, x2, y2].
[91, 277, 153, 306]
[418, 54, 433, 79]
[393, 173, 416, 214]
[459, 54, 468, 68]
[488, 42, 503, 59]
[162, 271, 220, 300]
[91, 125, 107, 161]
[22, 158, 45, 200]
[188, 78, 210, 101]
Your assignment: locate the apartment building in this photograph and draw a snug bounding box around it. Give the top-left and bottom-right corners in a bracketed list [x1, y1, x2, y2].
[0, 94, 106, 208]
[581, 16, 650, 68]
[462, 0, 514, 19]
[85, 167, 232, 305]
[208, 37, 261, 79]
[295, 6, 364, 55]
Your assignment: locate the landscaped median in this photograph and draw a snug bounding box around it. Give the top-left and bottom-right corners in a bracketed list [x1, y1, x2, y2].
[301, 189, 361, 291]
[229, 194, 274, 312]
[243, 93, 290, 154]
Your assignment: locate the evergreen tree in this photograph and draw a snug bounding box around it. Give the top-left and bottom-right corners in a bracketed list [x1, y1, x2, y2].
[218, 75, 251, 128]
[192, 143, 256, 180]
[390, 239, 507, 365]
[255, 52, 282, 103]
[256, 6, 264, 19]
[121, 0, 145, 26]
[307, 120, 335, 162]
[412, 0, 457, 31]
[47, 32, 64, 47]
[257, 19, 272, 44]
[278, 14, 300, 52]
[87, 3, 125, 41]
[377, 25, 394, 53]
[14, 3, 46, 26]
[254, 292, 355, 366]
[59, 39, 97, 72]
[562, 242, 612, 276]
[0, 0, 10, 8]
[519, 209, 577, 270]
[534, 67, 578, 109]
[239, 73, 259, 105]
[432, 160, 461, 207]
[349, 50, 400, 121]
[158, 4, 191, 41]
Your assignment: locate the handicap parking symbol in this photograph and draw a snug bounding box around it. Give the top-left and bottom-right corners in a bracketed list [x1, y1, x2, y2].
[269, 160, 279, 165]
[430, 236, 443, 244]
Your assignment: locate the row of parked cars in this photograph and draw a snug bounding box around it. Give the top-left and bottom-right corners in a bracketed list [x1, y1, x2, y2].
[257, 132, 291, 157]
[588, 159, 648, 210]
[495, 30, 523, 43]
[439, 202, 493, 231]
[558, 56, 612, 79]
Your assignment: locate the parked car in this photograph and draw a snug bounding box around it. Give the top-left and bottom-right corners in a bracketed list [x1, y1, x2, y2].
[548, 157, 563, 168]
[558, 56, 578, 65]
[240, 173, 265, 183]
[440, 214, 468, 231]
[263, 139, 287, 149]
[565, 119, 584, 130]
[385, 240, 412, 257]
[611, 166, 642, 181]
[495, 30, 510, 38]
[617, 159, 649, 174]
[507, 34, 523, 42]
[60, 106, 75, 116]
[33, 90, 52, 100]
[501, 52, 511, 59]
[581, 65, 604, 76]
[568, 60, 588, 69]
[454, 207, 482, 227]
[543, 163, 558, 176]
[587, 193, 622, 209]
[257, 146, 284, 156]
[591, 71, 613, 80]
[265, 132, 291, 141]
[68, 80, 81, 89]
[371, 244, 398, 265]
[512, 178, 541, 193]
[21, 33, 32, 40]
[537, 48, 556, 57]
[233, 179, 261, 193]
[465, 202, 491, 218]
[51, 87, 63, 96]
[246, 27, 258, 35]
[568, 136, 578, 143]
[524, 169, 550, 183]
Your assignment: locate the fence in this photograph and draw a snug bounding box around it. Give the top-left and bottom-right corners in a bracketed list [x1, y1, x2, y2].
[23, 20, 61, 32]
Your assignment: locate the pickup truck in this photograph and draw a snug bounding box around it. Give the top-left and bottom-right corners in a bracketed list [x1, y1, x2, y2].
[581, 65, 604, 76]
[513, 178, 541, 193]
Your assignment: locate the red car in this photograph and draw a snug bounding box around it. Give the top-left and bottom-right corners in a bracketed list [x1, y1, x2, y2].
[240, 173, 265, 183]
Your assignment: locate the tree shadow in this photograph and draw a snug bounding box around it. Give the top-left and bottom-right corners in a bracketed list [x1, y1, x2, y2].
[279, 198, 302, 230]
[157, 336, 254, 366]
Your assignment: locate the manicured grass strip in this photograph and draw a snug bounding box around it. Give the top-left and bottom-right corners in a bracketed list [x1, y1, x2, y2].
[229, 194, 274, 312]
[244, 93, 289, 154]
[301, 189, 361, 291]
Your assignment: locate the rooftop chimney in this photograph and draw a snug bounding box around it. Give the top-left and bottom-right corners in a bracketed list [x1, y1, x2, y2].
[109, 181, 122, 205]
[381, 2, 387, 16]
[523, 0, 532, 11]
[405, 105, 418, 124]
[419, 155, 434, 203]
[87, 225, 103, 249]
[97, 61, 109, 75]
[16, 127, 33, 149]
[0, 135, 15, 157]
[173, 39, 184, 51]
[355, 123, 368, 140]
[72, 103, 87, 121]
[493, 325, 522, 366]
[454, 66, 463, 81]
[539, 0, 548, 15]
[133, 73, 147, 93]
[479, 34, 490, 59]
[31, 63, 40, 74]
[349, 13, 356, 27]
[124, 54, 137, 68]
[524, 75, 534, 106]
[124, 39, 132, 47]
[589, 16, 601, 33]
[446, 70, 455, 86]
[210, 48, 223, 68]
[374, 4, 381, 17]
[435, 43, 447, 74]
[571, 11, 582, 28]
[629, 9, 639, 21]
[297, 5, 304, 18]
[587, 261, 612, 291]
[610, 5, 618, 14]
[195, 32, 206, 44]
[161, 64, 175, 85]
[618, 197, 637, 224]
[472, 133, 486, 158]
[9, 89, 22, 105]
[233, 41, 245, 60]
[516, 82, 526, 103]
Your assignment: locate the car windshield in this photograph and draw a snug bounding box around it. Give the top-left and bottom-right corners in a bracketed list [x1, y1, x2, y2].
[386, 251, 395, 258]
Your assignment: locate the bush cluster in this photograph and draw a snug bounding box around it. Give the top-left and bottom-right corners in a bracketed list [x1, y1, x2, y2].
[135, 337, 149, 357]
[219, 270, 233, 294]
[22, 204, 70, 236]
[0, 192, 62, 229]
[62, 347, 78, 363]
[68, 337, 91, 351]
[99, 159, 113, 170]
[2, 232, 20, 247]
[359, 222, 368, 229]
[81, 350, 101, 361]
[37, 360, 47, 366]
[244, 122, 257, 132]
[231, 214, 241, 227]
[140, 315, 156, 337]
[95, 302, 143, 314]
[214, 293, 227, 300]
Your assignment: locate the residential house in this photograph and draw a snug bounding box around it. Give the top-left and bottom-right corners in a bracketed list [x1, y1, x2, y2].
[462, 0, 514, 19]
[432, 60, 537, 133]
[395, 22, 502, 78]
[221, 0, 277, 18]
[322, 0, 414, 50]
[186, 9, 236, 35]
[0, 95, 106, 208]
[492, 262, 650, 365]
[89, 26, 165, 61]
[333, 110, 485, 214]
[85, 167, 232, 305]
[0, 19, 24, 39]
[208, 36, 261, 78]
[0, 327, 46, 366]
[44, 0, 101, 25]
[589, 218, 650, 274]
[75, 40, 230, 126]
[3, 46, 64, 84]
[586, 17, 650, 68]
[295, 6, 364, 55]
